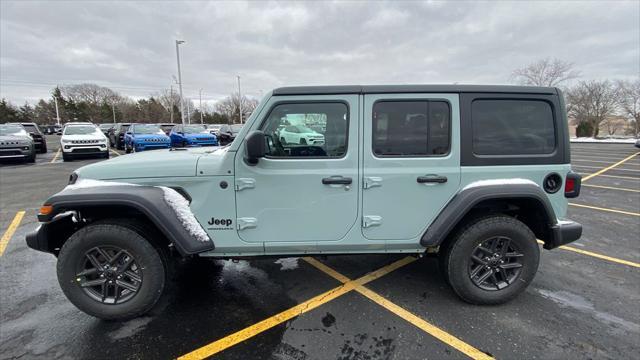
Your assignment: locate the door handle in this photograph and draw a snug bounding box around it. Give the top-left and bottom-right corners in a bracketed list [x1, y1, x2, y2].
[322, 176, 352, 185]
[417, 175, 447, 184]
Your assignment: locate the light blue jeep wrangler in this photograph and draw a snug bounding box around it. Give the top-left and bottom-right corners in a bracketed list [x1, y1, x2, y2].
[27, 85, 582, 320]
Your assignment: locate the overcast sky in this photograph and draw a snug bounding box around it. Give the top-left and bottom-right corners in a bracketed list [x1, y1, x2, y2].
[1, 0, 638, 105]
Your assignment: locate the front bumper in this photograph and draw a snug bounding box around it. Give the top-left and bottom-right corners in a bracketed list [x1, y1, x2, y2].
[187, 141, 218, 147]
[136, 143, 171, 151]
[544, 219, 583, 250]
[62, 144, 108, 154]
[0, 146, 32, 158]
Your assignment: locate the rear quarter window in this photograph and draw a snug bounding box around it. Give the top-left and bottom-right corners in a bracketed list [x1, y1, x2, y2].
[472, 99, 555, 155]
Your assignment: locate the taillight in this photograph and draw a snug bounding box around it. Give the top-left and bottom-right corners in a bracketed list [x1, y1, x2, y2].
[565, 172, 581, 198]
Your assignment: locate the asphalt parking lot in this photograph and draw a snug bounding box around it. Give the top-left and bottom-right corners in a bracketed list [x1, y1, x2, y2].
[1, 138, 638, 360]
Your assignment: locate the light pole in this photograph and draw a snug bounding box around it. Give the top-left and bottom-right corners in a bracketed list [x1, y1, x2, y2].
[53, 95, 61, 125]
[111, 102, 116, 123]
[199, 88, 204, 124]
[186, 99, 191, 124]
[237, 75, 243, 124]
[169, 85, 174, 123]
[175, 40, 186, 125]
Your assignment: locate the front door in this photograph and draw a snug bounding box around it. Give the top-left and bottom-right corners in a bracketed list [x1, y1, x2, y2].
[235, 95, 359, 251]
[362, 93, 461, 241]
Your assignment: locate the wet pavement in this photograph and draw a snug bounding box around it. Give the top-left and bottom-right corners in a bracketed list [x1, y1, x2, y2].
[1, 140, 639, 359]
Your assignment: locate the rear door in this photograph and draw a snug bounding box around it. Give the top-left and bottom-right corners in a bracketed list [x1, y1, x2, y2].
[362, 93, 461, 241]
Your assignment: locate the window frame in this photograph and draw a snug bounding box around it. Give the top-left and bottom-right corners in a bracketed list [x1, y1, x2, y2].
[257, 100, 351, 160]
[371, 98, 452, 158]
[460, 93, 567, 166]
[470, 98, 557, 157]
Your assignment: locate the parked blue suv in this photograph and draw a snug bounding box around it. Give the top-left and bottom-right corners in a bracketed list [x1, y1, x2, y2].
[170, 124, 218, 147]
[124, 124, 171, 153]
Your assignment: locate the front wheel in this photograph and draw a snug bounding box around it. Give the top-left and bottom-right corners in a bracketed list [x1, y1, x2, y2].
[57, 221, 166, 320]
[441, 216, 539, 305]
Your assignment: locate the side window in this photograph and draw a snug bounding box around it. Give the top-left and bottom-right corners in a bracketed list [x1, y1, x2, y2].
[472, 100, 555, 155]
[260, 102, 349, 158]
[372, 100, 450, 156]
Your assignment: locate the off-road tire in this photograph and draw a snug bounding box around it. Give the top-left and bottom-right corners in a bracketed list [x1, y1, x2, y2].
[125, 143, 131, 154]
[57, 219, 166, 320]
[62, 153, 71, 162]
[442, 215, 539, 305]
[40, 145, 47, 154]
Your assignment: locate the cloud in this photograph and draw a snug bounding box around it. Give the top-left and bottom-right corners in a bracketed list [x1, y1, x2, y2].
[0, 0, 638, 104]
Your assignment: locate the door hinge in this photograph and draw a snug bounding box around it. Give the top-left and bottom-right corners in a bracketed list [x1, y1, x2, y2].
[363, 177, 382, 189]
[237, 217, 258, 230]
[362, 215, 383, 228]
[235, 178, 255, 191]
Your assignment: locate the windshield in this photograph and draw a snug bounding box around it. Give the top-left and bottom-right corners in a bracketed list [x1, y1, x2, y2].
[0, 125, 28, 136]
[208, 125, 222, 130]
[231, 124, 243, 133]
[64, 125, 99, 135]
[296, 126, 315, 133]
[99, 124, 112, 129]
[21, 124, 38, 133]
[183, 125, 208, 134]
[133, 125, 164, 134]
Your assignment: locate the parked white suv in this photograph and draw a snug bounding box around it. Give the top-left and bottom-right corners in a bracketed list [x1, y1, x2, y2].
[61, 123, 109, 161]
[279, 125, 325, 145]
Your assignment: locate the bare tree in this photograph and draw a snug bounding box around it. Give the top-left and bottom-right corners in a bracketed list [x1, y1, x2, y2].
[566, 80, 617, 138]
[512, 58, 580, 87]
[602, 117, 621, 136]
[215, 93, 259, 124]
[615, 79, 640, 137]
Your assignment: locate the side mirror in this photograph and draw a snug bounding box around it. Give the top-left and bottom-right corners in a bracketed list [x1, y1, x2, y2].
[244, 130, 266, 165]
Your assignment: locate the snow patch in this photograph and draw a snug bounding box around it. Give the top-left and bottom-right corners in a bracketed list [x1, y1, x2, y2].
[275, 258, 299, 271]
[160, 187, 211, 243]
[571, 137, 638, 144]
[463, 178, 538, 191]
[65, 178, 211, 244]
[65, 178, 136, 190]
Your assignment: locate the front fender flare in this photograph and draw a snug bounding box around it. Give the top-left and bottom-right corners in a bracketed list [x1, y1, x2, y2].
[34, 185, 214, 255]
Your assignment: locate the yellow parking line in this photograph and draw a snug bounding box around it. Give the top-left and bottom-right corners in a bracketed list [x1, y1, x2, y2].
[536, 240, 640, 268]
[582, 184, 640, 193]
[303, 258, 493, 360]
[582, 152, 639, 182]
[50, 148, 61, 163]
[569, 202, 640, 217]
[0, 211, 25, 257]
[178, 257, 416, 360]
[110, 148, 121, 156]
[356, 287, 493, 360]
[580, 173, 640, 181]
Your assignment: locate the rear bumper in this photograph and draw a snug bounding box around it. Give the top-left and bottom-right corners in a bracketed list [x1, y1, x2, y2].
[544, 220, 582, 250]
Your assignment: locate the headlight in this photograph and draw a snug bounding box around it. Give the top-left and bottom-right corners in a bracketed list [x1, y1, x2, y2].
[61, 139, 70, 144]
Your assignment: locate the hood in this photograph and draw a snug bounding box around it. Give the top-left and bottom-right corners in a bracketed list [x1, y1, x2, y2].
[62, 133, 107, 141]
[185, 133, 216, 139]
[0, 135, 32, 144]
[133, 134, 170, 141]
[76, 148, 209, 180]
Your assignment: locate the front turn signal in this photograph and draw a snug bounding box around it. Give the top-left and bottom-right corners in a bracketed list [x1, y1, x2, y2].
[39, 205, 53, 215]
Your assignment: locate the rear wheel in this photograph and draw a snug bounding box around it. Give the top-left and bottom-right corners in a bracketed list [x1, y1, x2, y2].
[62, 153, 72, 162]
[125, 143, 131, 154]
[40, 144, 47, 154]
[441, 215, 539, 305]
[57, 221, 166, 320]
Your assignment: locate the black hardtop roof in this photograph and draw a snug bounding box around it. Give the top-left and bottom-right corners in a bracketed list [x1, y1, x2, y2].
[272, 84, 558, 96]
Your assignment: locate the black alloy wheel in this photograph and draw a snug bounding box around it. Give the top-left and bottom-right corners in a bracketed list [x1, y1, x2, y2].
[76, 246, 142, 305]
[468, 236, 524, 291]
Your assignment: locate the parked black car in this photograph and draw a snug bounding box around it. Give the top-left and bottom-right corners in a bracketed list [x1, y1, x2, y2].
[99, 123, 115, 136]
[10, 122, 47, 153]
[109, 123, 131, 150]
[218, 124, 243, 145]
